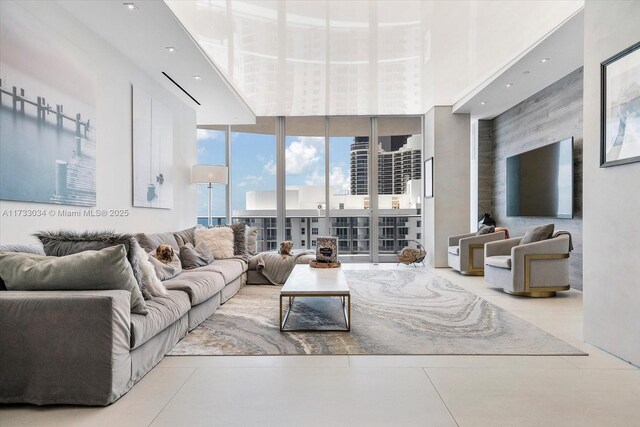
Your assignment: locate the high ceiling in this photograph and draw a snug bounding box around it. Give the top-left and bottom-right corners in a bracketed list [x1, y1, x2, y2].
[167, 0, 584, 118]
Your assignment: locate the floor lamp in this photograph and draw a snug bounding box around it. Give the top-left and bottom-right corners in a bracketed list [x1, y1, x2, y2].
[191, 165, 229, 228]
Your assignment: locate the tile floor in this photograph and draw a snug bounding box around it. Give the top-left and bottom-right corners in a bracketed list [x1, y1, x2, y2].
[1, 264, 638, 427]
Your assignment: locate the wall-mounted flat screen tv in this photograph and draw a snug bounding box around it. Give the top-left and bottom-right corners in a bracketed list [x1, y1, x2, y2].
[506, 137, 573, 218]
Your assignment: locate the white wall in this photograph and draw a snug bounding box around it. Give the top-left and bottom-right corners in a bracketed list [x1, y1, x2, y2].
[423, 107, 471, 267]
[583, 1, 640, 366]
[0, 1, 197, 245]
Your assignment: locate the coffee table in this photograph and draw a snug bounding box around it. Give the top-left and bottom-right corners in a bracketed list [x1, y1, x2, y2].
[280, 265, 351, 332]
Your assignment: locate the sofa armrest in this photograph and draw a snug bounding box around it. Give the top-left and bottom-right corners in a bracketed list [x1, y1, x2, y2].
[485, 237, 522, 257]
[448, 232, 476, 247]
[512, 235, 571, 259]
[459, 231, 506, 249]
[0, 290, 132, 406]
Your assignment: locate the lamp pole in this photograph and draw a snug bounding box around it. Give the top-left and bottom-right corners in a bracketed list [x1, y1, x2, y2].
[208, 182, 213, 228]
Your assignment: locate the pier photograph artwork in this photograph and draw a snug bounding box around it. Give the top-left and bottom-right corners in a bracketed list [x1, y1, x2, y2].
[132, 86, 173, 209]
[0, 1, 96, 206]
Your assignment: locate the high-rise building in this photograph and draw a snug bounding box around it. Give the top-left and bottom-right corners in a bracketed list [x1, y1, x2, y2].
[350, 135, 422, 195]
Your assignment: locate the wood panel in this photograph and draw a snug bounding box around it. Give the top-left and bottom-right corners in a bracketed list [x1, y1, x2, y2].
[489, 67, 583, 289]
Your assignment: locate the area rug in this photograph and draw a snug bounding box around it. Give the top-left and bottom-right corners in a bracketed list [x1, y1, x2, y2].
[169, 269, 585, 356]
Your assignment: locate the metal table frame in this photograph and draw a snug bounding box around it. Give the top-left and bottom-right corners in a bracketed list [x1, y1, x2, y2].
[279, 292, 351, 332]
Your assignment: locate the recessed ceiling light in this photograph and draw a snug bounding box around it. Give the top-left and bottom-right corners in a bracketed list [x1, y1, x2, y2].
[480, 101, 487, 105]
[165, 46, 176, 53]
[540, 57, 551, 63]
[523, 70, 531, 74]
[505, 83, 514, 88]
[123, 2, 137, 10]
[193, 75, 202, 80]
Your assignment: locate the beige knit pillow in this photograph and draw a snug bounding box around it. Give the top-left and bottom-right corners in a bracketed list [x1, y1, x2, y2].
[195, 227, 234, 259]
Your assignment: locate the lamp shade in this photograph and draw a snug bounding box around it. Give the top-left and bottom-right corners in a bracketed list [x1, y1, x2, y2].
[191, 165, 228, 184]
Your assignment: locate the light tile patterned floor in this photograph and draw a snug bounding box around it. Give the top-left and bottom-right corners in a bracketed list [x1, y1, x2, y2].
[1, 265, 638, 427]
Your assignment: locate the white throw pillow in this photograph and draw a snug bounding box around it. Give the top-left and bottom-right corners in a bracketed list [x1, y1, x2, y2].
[195, 227, 234, 259]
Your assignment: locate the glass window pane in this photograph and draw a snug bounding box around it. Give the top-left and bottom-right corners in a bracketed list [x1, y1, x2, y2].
[196, 128, 227, 226]
[231, 119, 276, 252]
[377, 116, 422, 254]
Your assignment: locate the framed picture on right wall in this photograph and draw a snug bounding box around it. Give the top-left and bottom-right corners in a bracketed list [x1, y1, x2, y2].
[424, 157, 433, 198]
[600, 41, 640, 167]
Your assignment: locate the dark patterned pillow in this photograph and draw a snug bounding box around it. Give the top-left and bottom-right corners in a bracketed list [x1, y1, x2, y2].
[179, 242, 214, 269]
[520, 224, 555, 245]
[225, 222, 247, 256]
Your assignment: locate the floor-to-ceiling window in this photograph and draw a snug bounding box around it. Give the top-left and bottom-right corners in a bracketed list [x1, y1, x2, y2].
[230, 118, 277, 252]
[377, 117, 422, 254]
[284, 117, 326, 250]
[196, 128, 227, 227]
[328, 117, 371, 256]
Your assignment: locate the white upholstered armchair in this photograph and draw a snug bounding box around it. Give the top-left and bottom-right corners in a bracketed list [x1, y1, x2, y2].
[447, 231, 506, 275]
[484, 234, 571, 297]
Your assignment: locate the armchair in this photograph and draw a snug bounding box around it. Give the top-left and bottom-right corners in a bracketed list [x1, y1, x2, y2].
[484, 234, 571, 297]
[447, 231, 506, 275]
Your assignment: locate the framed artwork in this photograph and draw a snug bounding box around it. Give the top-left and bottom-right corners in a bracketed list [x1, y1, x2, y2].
[600, 41, 640, 167]
[0, 1, 96, 206]
[132, 86, 173, 209]
[424, 157, 433, 198]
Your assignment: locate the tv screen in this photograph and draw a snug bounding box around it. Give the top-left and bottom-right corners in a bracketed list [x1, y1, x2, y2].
[506, 138, 573, 218]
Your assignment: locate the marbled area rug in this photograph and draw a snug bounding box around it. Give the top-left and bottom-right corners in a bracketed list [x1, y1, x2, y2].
[169, 269, 585, 356]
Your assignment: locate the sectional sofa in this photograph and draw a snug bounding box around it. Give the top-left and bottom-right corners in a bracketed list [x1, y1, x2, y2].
[0, 229, 254, 406]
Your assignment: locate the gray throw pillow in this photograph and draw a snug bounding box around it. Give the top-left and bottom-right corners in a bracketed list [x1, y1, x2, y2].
[246, 226, 259, 255]
[173, 227, 196, 247]
[0, 245, 147, 314]
[476, 225, 495, 235]
[179, 242, 214, 269]
[520, 224, 555, 245]
[0, 244, 45, 255]
[34, 230, 152, 299]
[148, 252, 182, 281]
[224, 222, 247, 256]
[136, 232, 180, 256]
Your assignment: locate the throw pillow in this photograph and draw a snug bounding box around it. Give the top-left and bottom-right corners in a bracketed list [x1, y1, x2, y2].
[0, 244, 45, 255]
[148, 251, 182, 281]
[34, 230, 164, 299]
[173, 227, 196, 247]
[135, 232, 181, 256]
[520, 224, 555, 245]
[245, 226, 259, 256]
[179, 242, 214, 269]
[0, 245, 148, 314]
[476, 225, 495, 235]
[195, 227, 234, 259]
[225, 222, 247, 256]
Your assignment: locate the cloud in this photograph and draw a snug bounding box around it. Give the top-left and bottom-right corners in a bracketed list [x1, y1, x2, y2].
[329, 166, 350, 195]
[285, 137, 323, 174]
[197, 128, 224, 142]
[264, 160, 276, 175]
[237, 175, 264, 188]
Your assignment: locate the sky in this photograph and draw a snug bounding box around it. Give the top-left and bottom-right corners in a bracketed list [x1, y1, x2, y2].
[196, 129, 354, 218]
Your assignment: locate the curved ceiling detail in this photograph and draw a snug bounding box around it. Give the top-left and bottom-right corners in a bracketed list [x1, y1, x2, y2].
[166, 0, 583, 118]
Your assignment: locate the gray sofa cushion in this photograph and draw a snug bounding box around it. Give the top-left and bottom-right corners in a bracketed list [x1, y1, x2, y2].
[192, 258, 247, 282]
[173, 227, 196, 247]
[476, 225, 495, 235]
[521, 224, 555, 245]
[148, 252, 182, 281]
[129, 290, 190, 349]
[136, 232, 181, 256]
[163, 271, 226, 306]
[179, 242, 214, 269]
[246, 226, 259, 255]
[0, 245, 147, 314]
[448, 246, 460, 255]
[33, 230, 152, 298]
[485, 255, 512, 269]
